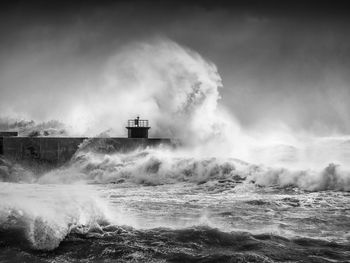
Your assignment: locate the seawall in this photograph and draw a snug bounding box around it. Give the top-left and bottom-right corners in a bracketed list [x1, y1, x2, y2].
[0, 137, 171, 165]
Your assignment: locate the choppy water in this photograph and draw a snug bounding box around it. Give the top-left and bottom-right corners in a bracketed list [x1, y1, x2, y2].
[1, 144, 350, 262]
[2, 36, 350, 262]
[0, 181, 349, 262]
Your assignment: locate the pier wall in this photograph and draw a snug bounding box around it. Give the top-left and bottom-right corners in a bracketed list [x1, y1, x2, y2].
[0, 137, 171, 165]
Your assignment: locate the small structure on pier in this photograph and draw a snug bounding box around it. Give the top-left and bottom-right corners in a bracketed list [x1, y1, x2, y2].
[0, 117, 170, 165]
[126, 116, 150, 138]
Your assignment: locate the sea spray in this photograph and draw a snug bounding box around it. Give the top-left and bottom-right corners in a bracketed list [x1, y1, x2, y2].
[0, 183, 119, 250]
[2, 38, 350, 171]
[32, 145, 350, 191]
[0, 118, 68, 137]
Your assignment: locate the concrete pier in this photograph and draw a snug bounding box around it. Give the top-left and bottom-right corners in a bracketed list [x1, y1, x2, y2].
[0, 137, 171, 165]
[0, 117, 171, 165]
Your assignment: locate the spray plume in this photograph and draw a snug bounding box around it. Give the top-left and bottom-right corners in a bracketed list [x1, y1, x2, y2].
[1, 38, 350, 188]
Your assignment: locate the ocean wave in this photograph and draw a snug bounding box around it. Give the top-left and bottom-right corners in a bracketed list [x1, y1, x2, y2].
[0, 118, 67, 137]
[2, 144, 350, 191]
[45, 147, 349, 192]
[248, 163, 350, 192]
[0, 183, 115, 250]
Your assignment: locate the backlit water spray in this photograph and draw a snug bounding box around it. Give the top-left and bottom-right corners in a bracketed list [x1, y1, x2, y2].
[0, 39, 349, 262]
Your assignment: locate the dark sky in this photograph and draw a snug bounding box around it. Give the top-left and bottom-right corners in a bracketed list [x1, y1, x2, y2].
[1, 0, 350, 134]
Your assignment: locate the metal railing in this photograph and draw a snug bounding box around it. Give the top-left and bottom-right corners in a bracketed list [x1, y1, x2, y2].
[126, 119, 149, 128]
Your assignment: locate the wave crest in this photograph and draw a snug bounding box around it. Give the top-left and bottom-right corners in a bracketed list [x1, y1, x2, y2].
[0, 183, 116, 250]
[250, 163, 350, 191]
[35, 147, 350, 191]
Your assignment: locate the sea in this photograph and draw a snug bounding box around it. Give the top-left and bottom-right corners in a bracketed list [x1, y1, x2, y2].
[0, 141, 350, 263]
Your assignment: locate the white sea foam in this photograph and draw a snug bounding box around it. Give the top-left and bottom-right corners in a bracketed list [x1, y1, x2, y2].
[31, 146, 350, 191]
[0, 183, 120, 250]
[1, 38, 350, 190]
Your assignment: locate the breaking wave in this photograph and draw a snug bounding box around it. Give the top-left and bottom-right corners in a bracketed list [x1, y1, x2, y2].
[0, 118, 68, 137]
[0, 183, 117, 250]
[18, 143, 343, 191]
[1, 38, 350, 185]
[2, 140, 350, 191]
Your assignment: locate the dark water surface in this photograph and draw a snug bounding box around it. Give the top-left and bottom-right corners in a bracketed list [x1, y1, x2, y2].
[0, 182, 349, 263]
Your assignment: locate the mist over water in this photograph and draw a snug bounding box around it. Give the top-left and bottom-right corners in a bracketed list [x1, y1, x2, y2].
[1, 38, 350, 191]
[1, 39, 350, 262]
[0, 183, 116, 250]
[2, 38, 350, 167]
